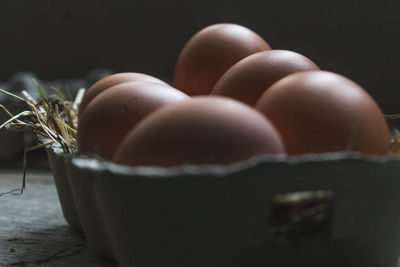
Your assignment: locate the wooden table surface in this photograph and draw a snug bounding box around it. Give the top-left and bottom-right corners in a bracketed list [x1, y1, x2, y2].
[2, 166, 400, 267]
[0, 170, 116, 267]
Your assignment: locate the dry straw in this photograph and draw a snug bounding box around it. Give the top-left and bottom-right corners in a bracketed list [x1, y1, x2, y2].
[0, 80, 85, 196]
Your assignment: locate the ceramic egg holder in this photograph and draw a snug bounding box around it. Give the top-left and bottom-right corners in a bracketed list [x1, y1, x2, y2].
[47, 144, 400, 267]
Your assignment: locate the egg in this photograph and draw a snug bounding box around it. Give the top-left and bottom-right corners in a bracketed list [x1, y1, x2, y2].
[77, 81, 189, 159]
[79, 72, 168, 113]
[211, 50, 320, 105]
[174, 23, 271, 96]
[113, 96, 285, 167]
[255, 71, 391, 155]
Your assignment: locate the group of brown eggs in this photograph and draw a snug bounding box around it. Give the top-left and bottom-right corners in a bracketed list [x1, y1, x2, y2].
[77, 23, 391, 167]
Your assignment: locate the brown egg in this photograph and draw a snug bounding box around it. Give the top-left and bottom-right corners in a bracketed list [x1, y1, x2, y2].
[80, 72, 168, 113]
[211, 50, 320, 105]
[77, 81, 189, 159]
[113, 96, 285, 167]
[255, 71, 391, 155]
[174, 23, 271, 96]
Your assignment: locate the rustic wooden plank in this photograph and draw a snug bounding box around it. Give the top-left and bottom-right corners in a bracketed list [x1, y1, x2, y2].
[2, 170, 399, 267]
[0, 170, 116, 266]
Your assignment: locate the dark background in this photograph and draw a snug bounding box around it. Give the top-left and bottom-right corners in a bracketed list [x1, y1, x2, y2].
[0, 0, 399, 112]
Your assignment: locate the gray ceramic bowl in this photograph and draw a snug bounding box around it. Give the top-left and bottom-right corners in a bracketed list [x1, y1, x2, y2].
[46, 146, 82, 230]
[47, 145, 114, 259]
[47, 145, 400, 267]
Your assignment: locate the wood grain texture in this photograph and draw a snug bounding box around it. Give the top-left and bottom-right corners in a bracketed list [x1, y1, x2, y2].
[0, 170, 116, 266]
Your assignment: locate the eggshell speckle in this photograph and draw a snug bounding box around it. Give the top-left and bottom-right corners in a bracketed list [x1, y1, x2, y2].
[211, 50, 319, 105]
[174, 23, 271, 96]
[77, 81, 189, 159]
[255, 71, 391, 155]
[113, 96, 285, 167]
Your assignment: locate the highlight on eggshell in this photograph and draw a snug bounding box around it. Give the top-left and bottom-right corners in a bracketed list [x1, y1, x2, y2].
[113, 96, 286, 167]
[65, 22, 395, 166]
[174, 23, 271, 96]
[211, 50, 320, 106]
[255, 70, 391, 155]
[77, 81, 189, 160]
[79, 72, 169, 113]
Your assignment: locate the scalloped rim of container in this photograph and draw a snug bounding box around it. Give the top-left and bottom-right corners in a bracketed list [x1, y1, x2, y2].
[47, 146, 400, 267]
